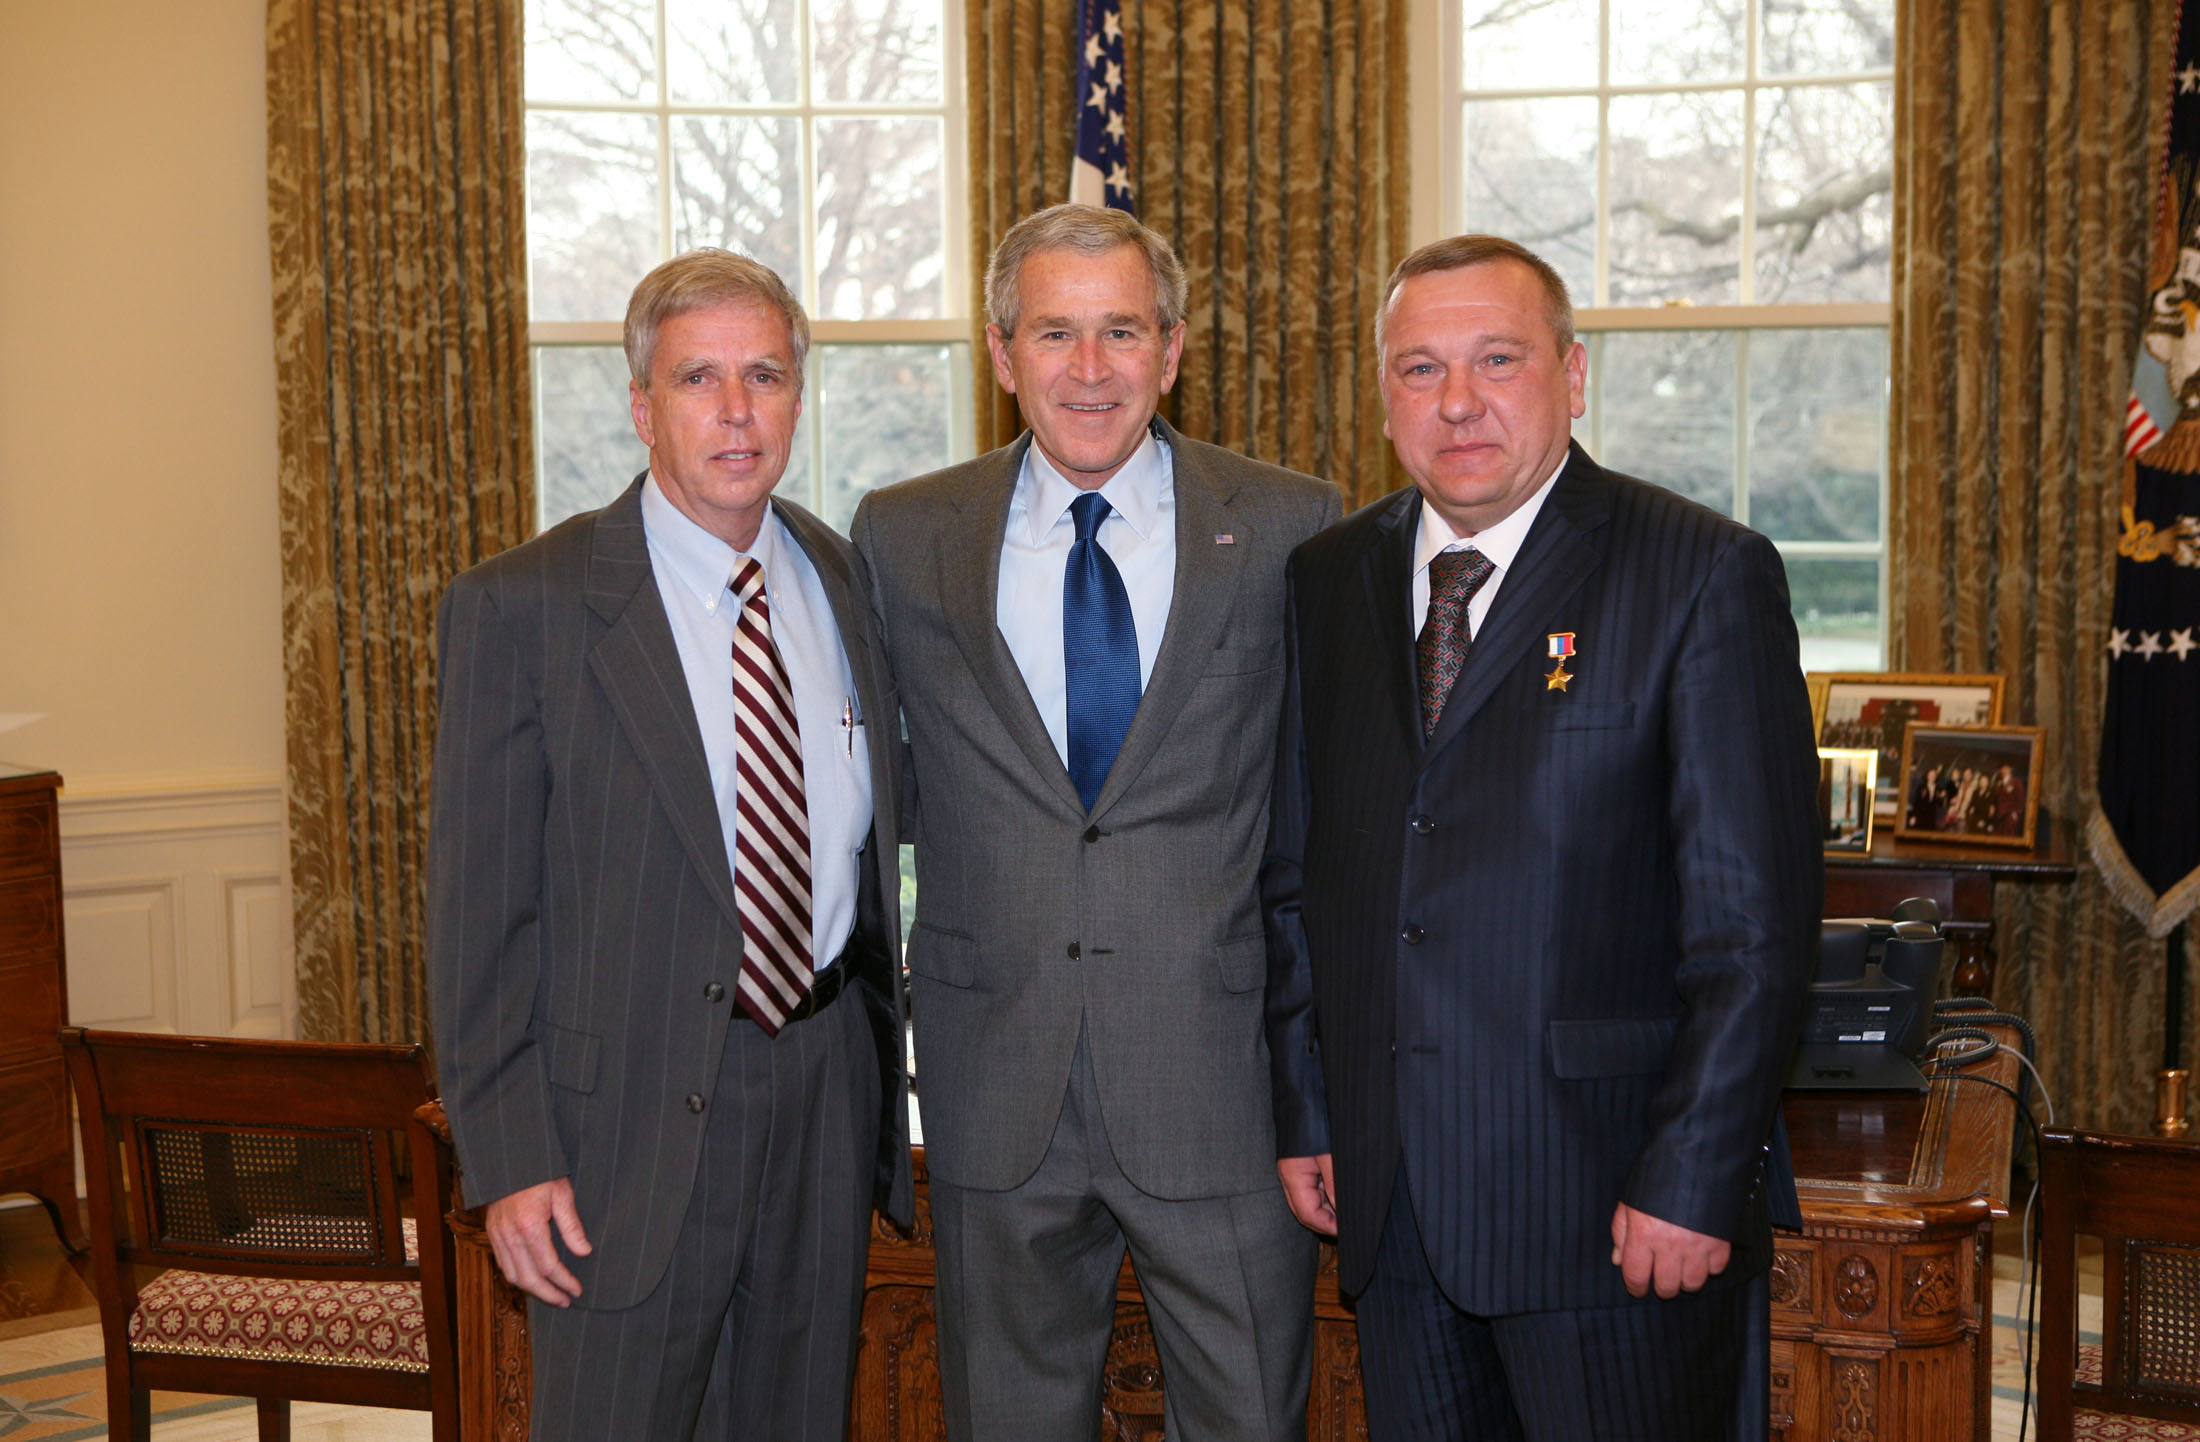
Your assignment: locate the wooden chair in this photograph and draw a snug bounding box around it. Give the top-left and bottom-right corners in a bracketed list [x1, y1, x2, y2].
[2037, 1127, 2200, 1439]
[61, 1027, 458, 1442]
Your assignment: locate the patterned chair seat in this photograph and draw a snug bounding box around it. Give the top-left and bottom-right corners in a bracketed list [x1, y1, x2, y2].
[128, 1218, 428, 1373]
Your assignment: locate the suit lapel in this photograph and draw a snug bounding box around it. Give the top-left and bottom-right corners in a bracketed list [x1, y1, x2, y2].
[1420, 444, 1612, 763]
[1090, 421, 1249, 816]
[935, 438, 1090, 816]
[583, 478, 748, 935]
[1357, 488, 1426, 757]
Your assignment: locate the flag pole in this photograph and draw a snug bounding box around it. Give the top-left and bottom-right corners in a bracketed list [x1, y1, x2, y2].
[2161, 922, 2191, 1138]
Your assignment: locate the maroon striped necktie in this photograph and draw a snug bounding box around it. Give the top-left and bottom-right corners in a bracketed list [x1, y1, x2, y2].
[729, 557, 814, 1034]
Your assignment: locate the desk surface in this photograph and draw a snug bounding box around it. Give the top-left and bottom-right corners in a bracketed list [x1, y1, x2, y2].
[1784, 1024, 2024, 1223]
[1824, 814, 2074, 880]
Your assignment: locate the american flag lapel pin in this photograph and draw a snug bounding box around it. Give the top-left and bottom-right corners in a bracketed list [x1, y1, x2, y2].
[1214, 533, 1235, 545]
[1545, 632, 1576, 692]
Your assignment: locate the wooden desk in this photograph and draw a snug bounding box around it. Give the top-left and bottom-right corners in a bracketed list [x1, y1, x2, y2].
[441, 1030, 2022, 1441]
[0, 764, 83, 1252]
[1824, 819, 2074, 994]
[1773, 1027, 2023, 1442]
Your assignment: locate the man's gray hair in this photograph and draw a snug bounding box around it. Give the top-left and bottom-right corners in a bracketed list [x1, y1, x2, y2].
[1375, 235, 1576, 364]
[985, 204, 1189, 338]
[624, 248, 811, 391]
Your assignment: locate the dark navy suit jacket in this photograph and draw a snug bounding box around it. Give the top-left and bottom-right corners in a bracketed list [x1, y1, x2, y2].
[1263, 442, 1820, 1314]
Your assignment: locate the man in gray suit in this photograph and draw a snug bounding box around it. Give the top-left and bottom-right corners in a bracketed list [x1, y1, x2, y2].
[429, 249, 911, 1441]
[852, 204, 1340, 1441]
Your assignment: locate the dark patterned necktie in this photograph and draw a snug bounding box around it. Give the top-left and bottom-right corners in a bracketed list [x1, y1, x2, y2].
[1416, 547, 1496, 738]
[728, 557, 813, 1034]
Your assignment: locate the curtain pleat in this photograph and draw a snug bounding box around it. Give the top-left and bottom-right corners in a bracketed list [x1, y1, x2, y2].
[1890, 0, 2182, 1129]
[269, 0, 533, 1044]
[966, 0, 1410, 507]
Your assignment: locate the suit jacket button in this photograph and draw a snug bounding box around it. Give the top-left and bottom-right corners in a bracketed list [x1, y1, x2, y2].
[1082, 825, 1101, 843]
[1400, 924, 1425, 945]
[704, 982, 726, 1002]
[686, 1093, 706, 1113]
[1409, 814, 1434, 835]
[1067, 941, 1082, 960]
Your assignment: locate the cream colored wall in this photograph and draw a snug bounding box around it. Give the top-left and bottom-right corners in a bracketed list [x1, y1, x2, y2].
[0, 0, 293, 1039]
[0, 0, 282, 794]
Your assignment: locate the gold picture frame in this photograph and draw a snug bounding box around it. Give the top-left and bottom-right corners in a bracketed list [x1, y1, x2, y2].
[1893, 723, 2043, 849]
[1817, 748, 1878, 855]
[1807, 672, 2005, 808]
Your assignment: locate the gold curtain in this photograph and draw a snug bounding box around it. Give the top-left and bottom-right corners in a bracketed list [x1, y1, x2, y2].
[1889, 0, 2183, 1129]
[268, 0, 534, 1044]
[967, 0, 1411, 508]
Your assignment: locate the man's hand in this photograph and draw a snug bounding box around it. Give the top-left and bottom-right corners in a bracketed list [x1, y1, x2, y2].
[1609, 1201, 1730, 1299]
[485, 1177, 592, 1306]
[1278, 1154, 1338, 1236]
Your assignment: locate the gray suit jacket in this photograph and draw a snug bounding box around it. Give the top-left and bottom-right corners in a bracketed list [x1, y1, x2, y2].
[428, 478, 912, 1313]
[851, 419, 1339, 1198]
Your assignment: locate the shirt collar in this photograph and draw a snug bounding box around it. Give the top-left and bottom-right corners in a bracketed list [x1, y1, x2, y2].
[1411, 452, 1569, 579]
[1018, 426, 1168, 547]
[640, 471, 783, 616]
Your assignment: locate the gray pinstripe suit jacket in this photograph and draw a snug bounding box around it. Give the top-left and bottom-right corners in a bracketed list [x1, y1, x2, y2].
[427, 478, 912, 1313]
[851, 419, 1340, 1199]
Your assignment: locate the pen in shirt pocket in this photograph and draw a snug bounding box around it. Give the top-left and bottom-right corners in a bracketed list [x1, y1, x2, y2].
[842, 695, 862, 756]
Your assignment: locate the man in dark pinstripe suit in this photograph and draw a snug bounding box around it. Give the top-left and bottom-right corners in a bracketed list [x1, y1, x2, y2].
[428, 250, 911, 1440]
[1263, 235, 1820, 1440]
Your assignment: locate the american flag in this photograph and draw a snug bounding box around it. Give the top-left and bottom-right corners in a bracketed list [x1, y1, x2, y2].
[1070, 0, 1133, 212]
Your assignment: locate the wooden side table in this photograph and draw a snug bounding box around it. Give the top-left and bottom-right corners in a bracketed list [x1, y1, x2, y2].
[1824, 816, 2076, 994]
[0, 763, 85, 1251]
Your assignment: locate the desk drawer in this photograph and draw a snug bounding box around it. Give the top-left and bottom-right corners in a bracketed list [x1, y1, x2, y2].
[0, 797, 57, 883]
[0, 875, 58, 959]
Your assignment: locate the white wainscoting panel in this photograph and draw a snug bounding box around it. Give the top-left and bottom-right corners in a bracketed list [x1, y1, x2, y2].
[57, 776, 291, 1038]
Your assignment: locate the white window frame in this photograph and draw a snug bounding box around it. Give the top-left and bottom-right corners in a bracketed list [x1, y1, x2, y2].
[1409, 0, 1892, 664]
[525, 0, 977, 518]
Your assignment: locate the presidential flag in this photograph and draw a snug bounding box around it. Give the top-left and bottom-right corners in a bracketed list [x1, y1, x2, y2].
[1070, 0, 1133, 212]
[2091, 0, 2200, 934]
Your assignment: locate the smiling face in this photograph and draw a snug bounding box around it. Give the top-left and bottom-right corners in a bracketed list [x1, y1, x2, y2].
[1379, 258, 1587, 536]
[986, 244, 1185, 490]
[630, 299, 802, 550]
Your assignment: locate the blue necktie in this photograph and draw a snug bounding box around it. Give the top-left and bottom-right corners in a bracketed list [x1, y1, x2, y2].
[1063, 491, 1140, 812]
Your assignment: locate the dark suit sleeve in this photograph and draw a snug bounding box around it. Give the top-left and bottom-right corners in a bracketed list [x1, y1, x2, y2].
[1263, 555, 1331, 1158]
[849, 495, 919, 841]
[1623, 531, 1820, 1240]
[427, 573, 567, 1209]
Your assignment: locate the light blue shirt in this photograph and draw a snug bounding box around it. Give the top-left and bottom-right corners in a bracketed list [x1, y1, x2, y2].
[996, 430, 1177, 765]
[641, 476, 872, 969]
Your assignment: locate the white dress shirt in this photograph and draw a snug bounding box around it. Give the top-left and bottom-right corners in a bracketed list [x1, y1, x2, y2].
[996, 431, 1177, 765]
[641, 475, 873, 969]
[1409, 457, 1569, 639]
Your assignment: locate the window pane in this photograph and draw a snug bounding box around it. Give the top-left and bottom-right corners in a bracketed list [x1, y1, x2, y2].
[1747, 328, 1884, 543]
[1459, 0, 1596, 92]
[1609, 91, 1743, 305]
[535, 346, 648, 529]
[1755, 83, 1893, 304]
[1784, 556, 1881, 671]
[1594, 329, 1736, 516]
[814, 0, 944, 103]
[1761, 0, 1894, 76]
[1611, 0, 1744, 85]
[525, 0, 654, 103]
[528, 111, 661, 323]
[815, 116, 947, 319]
[671, 115, 805, 284]
[667, 0, 800, 104]
[1461, 98, 1596, 306]
[815, 344, 960, 529]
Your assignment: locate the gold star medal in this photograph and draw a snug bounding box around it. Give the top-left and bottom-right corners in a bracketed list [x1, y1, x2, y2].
[1546, 632, 1576, 691]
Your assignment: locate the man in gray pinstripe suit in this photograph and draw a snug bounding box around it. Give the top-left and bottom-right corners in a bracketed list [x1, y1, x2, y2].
[429, 249, 911, 1440]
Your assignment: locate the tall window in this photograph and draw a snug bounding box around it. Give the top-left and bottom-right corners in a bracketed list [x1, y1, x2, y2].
[524, 0, 975, 531]
[1446, 0, 1893, 669]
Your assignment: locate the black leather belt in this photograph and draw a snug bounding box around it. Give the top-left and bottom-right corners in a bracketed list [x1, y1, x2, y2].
[755, 948, 853, 1027]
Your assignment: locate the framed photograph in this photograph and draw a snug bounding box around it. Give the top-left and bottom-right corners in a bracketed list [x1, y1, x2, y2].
[1817, 748, 1878, 854]
[1808, 672, 2005, 809]
[1893, 724, 2044, 848]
